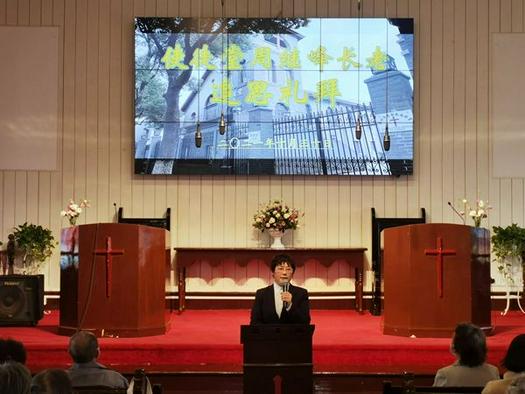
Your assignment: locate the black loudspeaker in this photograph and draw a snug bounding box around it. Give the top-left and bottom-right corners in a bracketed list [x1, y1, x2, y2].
[0, 275, 44, 326]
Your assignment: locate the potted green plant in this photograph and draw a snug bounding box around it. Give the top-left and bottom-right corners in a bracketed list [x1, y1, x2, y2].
[13, 222, 56, 274]
[491, 223, 525, 286]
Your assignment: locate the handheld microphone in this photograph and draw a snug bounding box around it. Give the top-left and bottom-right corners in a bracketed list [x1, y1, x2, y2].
[447, 201, 465, 224]
[282, 281, 290, 309]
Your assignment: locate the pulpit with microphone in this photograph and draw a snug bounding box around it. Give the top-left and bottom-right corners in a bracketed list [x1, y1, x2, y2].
[58, 223, 169, 337]
[240, 324, 315, 394]
[383, 223, 492, 337]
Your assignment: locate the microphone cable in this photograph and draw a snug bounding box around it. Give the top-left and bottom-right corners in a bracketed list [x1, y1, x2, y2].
[447, 201, 465, 224]
[77, 223, 100, 333]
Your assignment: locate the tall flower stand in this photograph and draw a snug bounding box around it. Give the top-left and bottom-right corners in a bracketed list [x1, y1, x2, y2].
[501, 288, 525, 315]
[499, 257, 525, 316]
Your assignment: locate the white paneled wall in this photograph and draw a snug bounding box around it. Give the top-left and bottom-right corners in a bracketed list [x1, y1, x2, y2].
[0, 0, 521, 294]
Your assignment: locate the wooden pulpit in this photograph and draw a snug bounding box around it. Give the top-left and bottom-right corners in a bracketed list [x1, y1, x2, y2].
[241, 324, 315, 394]
[383, 223, 492, 338]
[59, 223, 169, 337]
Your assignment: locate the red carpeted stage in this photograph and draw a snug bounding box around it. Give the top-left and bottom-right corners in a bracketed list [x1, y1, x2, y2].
[1, 310, 523, 375]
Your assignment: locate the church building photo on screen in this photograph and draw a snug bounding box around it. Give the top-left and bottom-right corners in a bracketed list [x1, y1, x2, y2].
[134, 17, 414, 176]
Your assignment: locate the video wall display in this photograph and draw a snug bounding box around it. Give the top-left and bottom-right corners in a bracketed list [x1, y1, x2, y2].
[134, 17, 414, 176]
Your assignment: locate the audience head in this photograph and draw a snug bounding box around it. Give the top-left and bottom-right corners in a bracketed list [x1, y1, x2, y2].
[31, 369, 72, 394]
[271, 254, 296, 286]
[68, 331, 99, 364]
[451, 323, 487, 367]
[507, 375, 525, 394]
[0, 338, 27, 364]
[502, 334, 525, 373]
[0, 361, 32, 394]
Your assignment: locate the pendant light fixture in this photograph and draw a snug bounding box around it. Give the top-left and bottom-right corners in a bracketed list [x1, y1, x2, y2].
[383, 18, 391, 152]
[383, 123, 390, 151]
[355, 115, 362, 140]
[219, 112, 226, 134]
[195, 4, 203, 147]
[355, 0, 362, 140]
[195, 123, 202, 147]
[218, 0, 227, 135]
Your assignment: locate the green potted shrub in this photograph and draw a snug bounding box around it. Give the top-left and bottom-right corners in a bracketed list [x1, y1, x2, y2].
[491, 223, 525, 286]
[13, 222, 56, 274]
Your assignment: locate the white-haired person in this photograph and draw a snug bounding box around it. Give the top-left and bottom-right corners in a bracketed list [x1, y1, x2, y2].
[0, 362, 31, 394]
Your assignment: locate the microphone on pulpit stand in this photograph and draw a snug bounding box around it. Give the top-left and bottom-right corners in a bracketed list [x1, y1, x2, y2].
[447, 201, 465, 224]
[282, 281, 290, 309]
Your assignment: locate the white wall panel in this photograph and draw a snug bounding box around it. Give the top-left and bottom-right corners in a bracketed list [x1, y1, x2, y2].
[0, 0, 521, 297]
[0, 26, 58, 171]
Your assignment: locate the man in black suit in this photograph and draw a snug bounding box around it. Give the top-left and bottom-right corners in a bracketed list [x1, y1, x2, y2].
[250, 254, 311, 324]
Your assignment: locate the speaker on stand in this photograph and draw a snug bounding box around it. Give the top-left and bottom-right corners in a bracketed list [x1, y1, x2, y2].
[0, 275, 44, 326]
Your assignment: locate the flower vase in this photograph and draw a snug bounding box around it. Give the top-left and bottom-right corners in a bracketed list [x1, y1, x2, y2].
[268, 229, 285, 249]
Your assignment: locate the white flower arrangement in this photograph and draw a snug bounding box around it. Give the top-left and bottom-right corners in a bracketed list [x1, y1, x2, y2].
[252, 200, 302, 233]
[60, 199, 90, 226]
[460, 198, 491, 228]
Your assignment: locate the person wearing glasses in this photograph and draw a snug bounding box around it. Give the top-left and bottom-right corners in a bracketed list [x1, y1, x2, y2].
[250, 254, 311, 325]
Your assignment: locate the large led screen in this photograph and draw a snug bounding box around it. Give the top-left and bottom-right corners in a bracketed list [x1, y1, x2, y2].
[135, 17, 414, 176]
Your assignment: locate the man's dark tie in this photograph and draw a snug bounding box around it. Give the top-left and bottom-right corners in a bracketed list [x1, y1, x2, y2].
[279, 304, 287, 321]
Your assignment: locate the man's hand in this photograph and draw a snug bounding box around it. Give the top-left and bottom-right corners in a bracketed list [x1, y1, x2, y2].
[281, 291, 292, 307]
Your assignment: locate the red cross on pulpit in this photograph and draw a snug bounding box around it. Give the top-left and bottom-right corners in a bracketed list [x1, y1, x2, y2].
[424, 237, 456, 298]
[94, 237, 124, 297]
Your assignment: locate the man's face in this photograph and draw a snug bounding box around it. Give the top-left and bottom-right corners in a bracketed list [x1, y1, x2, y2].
[272, 262, 294, 286]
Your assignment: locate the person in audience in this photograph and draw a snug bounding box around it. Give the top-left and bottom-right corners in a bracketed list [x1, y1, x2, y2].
[482, 334, 525, 394]
[250, 254, 311, 325]
[0, 338, 27, 364]
[67, 331, 128, 389]
[0, 361, 32, 394]
[31, 368, 72, 394]
[433, 323, 500, 387]
[507, 376, 525, 394]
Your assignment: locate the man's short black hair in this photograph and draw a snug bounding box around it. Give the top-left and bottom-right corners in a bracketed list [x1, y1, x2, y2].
[270, 254, 296, 273]
[0, 338, 27, 364]
[452, 323, 487, 367]
[502, 334, 525, 372]
[68, 331, 99, 364]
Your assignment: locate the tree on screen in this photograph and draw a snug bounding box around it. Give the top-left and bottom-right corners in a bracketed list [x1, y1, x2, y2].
[135, 17, 308, 159]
